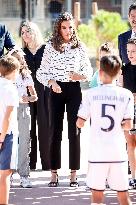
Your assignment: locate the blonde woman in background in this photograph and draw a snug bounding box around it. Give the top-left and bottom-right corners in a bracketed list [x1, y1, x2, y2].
[20, 21, 51, 171]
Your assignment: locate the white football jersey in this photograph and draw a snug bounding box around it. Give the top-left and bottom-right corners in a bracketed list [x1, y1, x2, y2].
[78, 84, 134, 162]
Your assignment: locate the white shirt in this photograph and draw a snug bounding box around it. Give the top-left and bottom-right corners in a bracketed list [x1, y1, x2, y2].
[15, 73, 34, 98]
[36, 41, 93, 86]
[0, 77, 19, 135]
[131, 30, 136, 38]
[78, 84, 134, 162]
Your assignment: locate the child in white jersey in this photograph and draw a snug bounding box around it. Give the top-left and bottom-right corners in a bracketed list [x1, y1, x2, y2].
[8, 48, 37, 188]
[77, 55, 133, 205]
[0, 56, 20, 204]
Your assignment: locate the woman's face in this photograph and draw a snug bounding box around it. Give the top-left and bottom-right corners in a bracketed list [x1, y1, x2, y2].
[60, 20, 74, 43]
[21, 26, 34, 44]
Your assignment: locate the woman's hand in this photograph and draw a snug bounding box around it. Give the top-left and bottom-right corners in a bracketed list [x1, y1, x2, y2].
[69, 72, 86, 81]
[49, 80, 62, 93]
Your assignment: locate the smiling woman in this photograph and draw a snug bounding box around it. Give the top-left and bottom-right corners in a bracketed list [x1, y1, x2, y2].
[36, 12, 93, 187]
[20, 21, 51, 172]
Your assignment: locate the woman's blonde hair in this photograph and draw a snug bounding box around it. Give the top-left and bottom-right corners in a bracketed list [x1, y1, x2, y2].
[21, 21, 44, 49]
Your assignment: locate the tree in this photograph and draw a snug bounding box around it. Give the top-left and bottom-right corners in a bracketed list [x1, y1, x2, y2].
[78, 10, 129, 53]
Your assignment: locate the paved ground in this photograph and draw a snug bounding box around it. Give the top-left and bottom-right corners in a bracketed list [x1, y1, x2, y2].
[9, 101, 136, 205]
[10, 171, 136, 205]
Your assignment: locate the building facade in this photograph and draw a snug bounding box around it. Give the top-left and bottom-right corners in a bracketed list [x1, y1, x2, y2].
[0, 0, 135, 35]
[0, 0, 135, 21]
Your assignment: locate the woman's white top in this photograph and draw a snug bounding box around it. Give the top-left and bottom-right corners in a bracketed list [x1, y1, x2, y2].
[15, 73, 34, 98]
[0, 77, 19, 135]
[36, 41, 93, 86]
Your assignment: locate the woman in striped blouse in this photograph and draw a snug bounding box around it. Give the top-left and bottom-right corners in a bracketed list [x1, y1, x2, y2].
[37, 12, 93, 187]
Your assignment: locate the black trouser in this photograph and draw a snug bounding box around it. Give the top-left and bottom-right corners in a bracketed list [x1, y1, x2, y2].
[49, 81, 82, 170]
[29, 80, 50, 170]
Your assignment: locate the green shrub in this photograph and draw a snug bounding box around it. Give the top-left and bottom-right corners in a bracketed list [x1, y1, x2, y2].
[78, 10, 129, 54]
[78, 24, 99, 50]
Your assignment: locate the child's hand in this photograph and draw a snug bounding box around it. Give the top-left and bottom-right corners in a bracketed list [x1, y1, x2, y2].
[76, 117, 86, 128]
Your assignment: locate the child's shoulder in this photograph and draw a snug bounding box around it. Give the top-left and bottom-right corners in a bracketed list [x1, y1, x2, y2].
[0, 78, 17, 96]
[117, 86, 133, 97]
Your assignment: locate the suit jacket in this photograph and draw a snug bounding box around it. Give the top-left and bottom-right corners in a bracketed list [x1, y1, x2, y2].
[118, 30, 132, 65]
[0, 24, 15, 57]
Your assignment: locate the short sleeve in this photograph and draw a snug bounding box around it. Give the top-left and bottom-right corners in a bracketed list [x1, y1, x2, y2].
[25, 74, 34, 87]
[77, 90, 91, 120]
[5, 87, 19, 107]
[123, 91, 134, 120]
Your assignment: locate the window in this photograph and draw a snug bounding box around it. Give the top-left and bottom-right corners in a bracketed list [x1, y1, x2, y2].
[0, 0, 20, 18]
[112, 0, 121, 6]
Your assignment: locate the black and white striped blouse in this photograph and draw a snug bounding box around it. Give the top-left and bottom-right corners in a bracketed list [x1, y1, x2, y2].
[36, 41, 93, 86]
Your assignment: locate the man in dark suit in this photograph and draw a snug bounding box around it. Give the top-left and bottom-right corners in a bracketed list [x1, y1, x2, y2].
[0, 24, 15, 57]
[118, 3, 136, 65]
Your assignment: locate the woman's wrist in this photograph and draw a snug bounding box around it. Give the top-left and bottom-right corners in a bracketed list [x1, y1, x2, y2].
[48, 79, 56, 87]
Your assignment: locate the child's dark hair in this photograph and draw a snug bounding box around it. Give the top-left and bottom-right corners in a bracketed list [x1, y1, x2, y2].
[0, 56, 20, 77]
[127, 37, 136, 46]
[128, 3, 136, 15]
[100, 55, 121, 77]
[100, 42, 114, 53]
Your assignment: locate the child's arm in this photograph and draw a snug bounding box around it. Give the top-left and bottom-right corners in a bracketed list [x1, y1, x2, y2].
[76, 117, 86, 128]
[0, 106, 14, 149]
[27, 85, 38, 102]
[121, 119, 133, 130]
[21, 86, 38, 103]
[133, 93, 136, 104]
